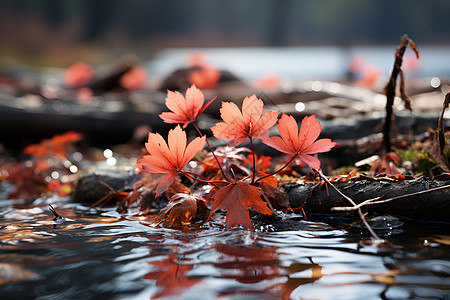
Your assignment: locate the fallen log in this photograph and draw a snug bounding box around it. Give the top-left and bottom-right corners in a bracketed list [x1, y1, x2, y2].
[287, 177, 450, 223]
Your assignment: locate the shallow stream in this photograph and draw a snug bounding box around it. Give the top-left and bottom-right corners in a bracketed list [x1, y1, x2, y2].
[0, 196, 449, 300]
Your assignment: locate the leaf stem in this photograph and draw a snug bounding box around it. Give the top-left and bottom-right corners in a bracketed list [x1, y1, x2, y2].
[255, 154, 297, 184]
[193, 122, 230, 182]
[181, 171, 227, 188]
[249, 137, 256, 184]
[230, 168, 237, 183]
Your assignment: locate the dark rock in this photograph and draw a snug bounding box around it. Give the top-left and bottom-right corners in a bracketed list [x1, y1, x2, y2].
[71, 170, 137, 204]
[287, 177, 450, 223]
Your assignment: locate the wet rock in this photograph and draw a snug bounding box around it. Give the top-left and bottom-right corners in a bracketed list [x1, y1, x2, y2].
[71, 170, 137, 204]
[287, 177, 450, 223]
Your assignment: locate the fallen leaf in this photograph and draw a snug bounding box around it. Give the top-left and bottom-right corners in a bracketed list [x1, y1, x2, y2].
[208, 181, 273, 230]
[156, 193, 206, 226]
[23, 131, 83, 159]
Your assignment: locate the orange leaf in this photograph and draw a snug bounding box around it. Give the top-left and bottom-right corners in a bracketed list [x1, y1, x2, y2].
[23, 131, 83, 158]
[263, 114, 337, 170]
[156, 193, 206, 226]
[243, 154, 272, 172]
[211, 94, 279, 147]
[208, 181, 273, 230]
[159, 84, 215, 128]
[136, 125, 206, 196]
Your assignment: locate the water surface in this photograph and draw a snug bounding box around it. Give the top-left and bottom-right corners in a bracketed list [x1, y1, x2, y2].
[0, 197, 449, 299]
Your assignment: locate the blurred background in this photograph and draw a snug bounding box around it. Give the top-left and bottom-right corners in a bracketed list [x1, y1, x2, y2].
[1, 0, 450, 149]
[1, 0, 449, 66]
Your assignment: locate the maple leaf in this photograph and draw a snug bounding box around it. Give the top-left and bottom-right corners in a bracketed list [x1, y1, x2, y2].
[262, 114, 337, 170]
[64, 61, 93, 88]
[211, 94, 279, 147]
[201, 146, 250, 180]
[23, 131, 83, 159]
[243, 154, 272, 172]
[0, 162, 42, 199]
[156, 193, 207, 227]
[46, 179, 72, 197]
[136, 125, 206, 197]
[159, 84, 216, 128]
[329, 168, 360, 183]
[208, 181, 273, 230]
[370, 152, 404, 176]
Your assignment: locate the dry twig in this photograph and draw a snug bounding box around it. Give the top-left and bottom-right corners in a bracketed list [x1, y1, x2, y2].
[316, 170, 382, 241]
[382, 34, 419, 153]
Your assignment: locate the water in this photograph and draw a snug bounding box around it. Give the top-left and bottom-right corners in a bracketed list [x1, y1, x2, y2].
[0, 197, 449, 300]
[147, 46, 450, 81]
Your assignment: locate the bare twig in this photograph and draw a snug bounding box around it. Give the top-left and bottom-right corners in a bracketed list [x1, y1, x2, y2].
[382, 34, 419, 153]
[430, 92, 450, 172]
[315, 170, 381, 241]
[94, 173, 115, 192]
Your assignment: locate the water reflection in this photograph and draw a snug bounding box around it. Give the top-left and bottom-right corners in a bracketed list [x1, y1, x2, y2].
[0, 199, 449, 299]
[145, 253, 201, 298]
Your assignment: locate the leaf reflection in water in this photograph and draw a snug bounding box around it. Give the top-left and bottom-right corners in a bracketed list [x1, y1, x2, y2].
[144, 254, 201, 299]
[213, 243, 279, 284]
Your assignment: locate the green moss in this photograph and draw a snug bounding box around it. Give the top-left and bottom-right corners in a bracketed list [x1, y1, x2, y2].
[330, 165, 362, 176]
[396, 149, 437, 174]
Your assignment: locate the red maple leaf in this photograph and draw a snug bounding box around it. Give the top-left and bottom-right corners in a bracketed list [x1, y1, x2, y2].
[159, 84, 216, 128]
[0, 162, 42, 199]
[136, 125, 206, 196]
[208, 181, 273, 230]
[263, 114, 337, 170]
[23, 131, 83, 159]
[370, 152, 403, 176]
[156, 193, 207, 227]
[243, 154, 272, 172]
[211, 94, 279, 147]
